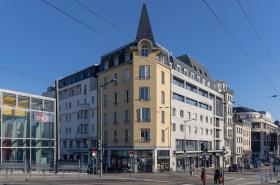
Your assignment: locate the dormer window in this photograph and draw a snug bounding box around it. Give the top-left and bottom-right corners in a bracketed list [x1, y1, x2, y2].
[125, 52, 131, 62]
[104, 61, 109, 70]
[114, 57, 119, 66]
[141, 44, 149, 57]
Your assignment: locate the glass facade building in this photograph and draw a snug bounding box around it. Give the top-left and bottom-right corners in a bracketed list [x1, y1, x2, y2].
[0, 89, 56, 165]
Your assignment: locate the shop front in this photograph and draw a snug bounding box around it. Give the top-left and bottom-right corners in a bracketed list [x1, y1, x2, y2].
[157, 150, 170, 172]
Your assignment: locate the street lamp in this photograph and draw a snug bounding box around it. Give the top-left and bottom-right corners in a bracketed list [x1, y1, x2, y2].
[99, 78, 116, 179]
[183, 118, 196, 174]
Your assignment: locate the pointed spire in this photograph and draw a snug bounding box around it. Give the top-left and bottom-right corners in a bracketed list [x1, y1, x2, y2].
[136, 3, 155, 43]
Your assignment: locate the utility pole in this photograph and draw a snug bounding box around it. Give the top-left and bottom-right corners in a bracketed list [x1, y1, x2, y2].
[99, 87, 103, 179]
[201, 143, 207, 185]
[98, 79, 116, 179]
[55, 80, 60, 162]
[184, 118, 196, 174]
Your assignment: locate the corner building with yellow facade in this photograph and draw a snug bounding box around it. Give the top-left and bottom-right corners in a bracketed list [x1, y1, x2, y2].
[97, 3, 228, 172]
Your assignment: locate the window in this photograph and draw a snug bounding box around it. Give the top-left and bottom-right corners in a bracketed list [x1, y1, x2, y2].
[202, 79, 205, 85]
[194, 113, 197, 120]
[191, 73, 194, 79]
[125, 110, 129, 123]
[92, 96, 95, 104]
[123, 70, 130, 82]
[139, 65, 150, 79]
[31, 98, 43, 110]
[104, 77, 108, 89]
[194, 127, 198, 134]
[104, 61, 109, 70]
[104, 95, 108, 107]
[104, 131, 108, 143]
[114, 73, 118, 85]
[125, 52, 131, 62]
[104, 113, 108, 124]
[197, 76, 201, 83]
[206, 116, 208, 123]
[77, 100, 80, 106]
[161, 71, 165, 84]
[180, 110, 184, 118]
[188, 112, 191, 119]
[173, 77, 184, 87]
[173, 93, 184, 102]
[125, 129, 129, 142]
[69, 102, 71, 109]
[114, 57, 119, 66]
[140, 128, 150, 142]
[18, 96, 30, 109]
[176, 65, 181, 72]
[125, 89, 130, 103]
[3, 93, 16, 107]
[186, 97, 197, 106]
[113, 112, 118, 124]
[200, 115, 203, 122]
[139, 87, 150, 100]
[114, 93, 118, 105]
[172, 123, 176, 131]
[161, 111, 165, 123]
[114, 130, 118, 142]
[184, 69, 188, 76]
[161, 91, 165, 104]
[84, 85, 87, 95]
[161, 130, 165, 142]
[180, 124, 184, 132]
[141, 44, 149, 57]
[137, 108, 151, 122]
[172, 108, 176, 116]
[185, 82, 197, 93]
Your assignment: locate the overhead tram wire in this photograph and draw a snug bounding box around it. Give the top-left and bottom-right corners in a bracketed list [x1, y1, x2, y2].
[234, 94, 278, 103]
[201, 0, 280, 97]
[0, 64, 52, 84]
[40, 0, 120, 47]
[237, 0, 280, 75]
[73, 0, 119, 30]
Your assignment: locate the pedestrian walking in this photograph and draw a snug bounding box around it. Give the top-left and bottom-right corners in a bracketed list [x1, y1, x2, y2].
[214, 168, 220, 184]
[201, 169, 206, 185]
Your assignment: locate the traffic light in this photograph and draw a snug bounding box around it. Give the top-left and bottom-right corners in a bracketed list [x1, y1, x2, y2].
[201, 143, 205, 152]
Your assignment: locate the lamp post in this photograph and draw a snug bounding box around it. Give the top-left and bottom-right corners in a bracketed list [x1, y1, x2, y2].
[99, 78, 116, 179]
[183, 118, 196, 174]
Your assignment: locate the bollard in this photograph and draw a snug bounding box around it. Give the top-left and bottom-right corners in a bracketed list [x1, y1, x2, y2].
[62, 168, 64, 179]
[43, 168, 46, 179]
[5, 168, 8, 180]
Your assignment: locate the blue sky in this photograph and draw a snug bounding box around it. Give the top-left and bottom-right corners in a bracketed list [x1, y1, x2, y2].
[0, 0, 280, 120]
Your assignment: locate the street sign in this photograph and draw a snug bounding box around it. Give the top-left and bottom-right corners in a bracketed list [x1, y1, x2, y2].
[128, 150, 134, 157]
[92, 147, 97, 157]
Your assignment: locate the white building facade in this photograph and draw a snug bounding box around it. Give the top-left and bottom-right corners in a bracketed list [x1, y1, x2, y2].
[233, 107, 278, 162]
[45, 66, 99, 164]
[170, 55, 225, 172]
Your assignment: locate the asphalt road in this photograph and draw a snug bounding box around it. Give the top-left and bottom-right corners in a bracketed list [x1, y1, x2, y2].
[0, 167, 277, 185]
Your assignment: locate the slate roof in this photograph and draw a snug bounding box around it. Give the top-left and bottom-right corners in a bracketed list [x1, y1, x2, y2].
[233, 107, 256, 113]
[136, 3, 155, 43]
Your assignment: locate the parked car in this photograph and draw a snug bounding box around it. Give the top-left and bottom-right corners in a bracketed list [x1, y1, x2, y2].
[264, 161, 271, 166]
[228, 164, 243, 172]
